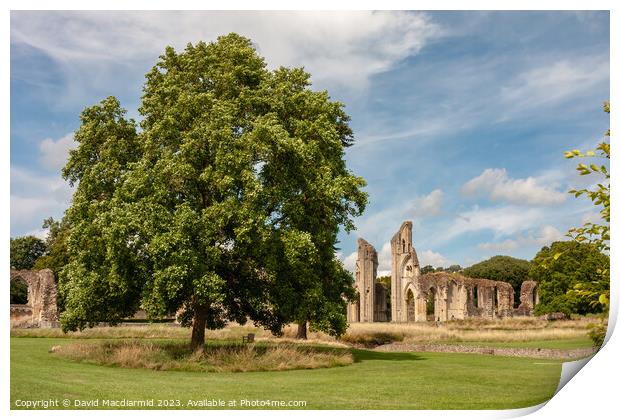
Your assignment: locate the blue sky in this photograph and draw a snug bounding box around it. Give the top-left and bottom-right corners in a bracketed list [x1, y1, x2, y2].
[10, 11, 610, 274]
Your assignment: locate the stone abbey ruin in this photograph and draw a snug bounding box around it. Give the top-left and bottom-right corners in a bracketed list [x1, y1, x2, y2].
[347, 221, 539, 323]
[10, 269, 59, 327]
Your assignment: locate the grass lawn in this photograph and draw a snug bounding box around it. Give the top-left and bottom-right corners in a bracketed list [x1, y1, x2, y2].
[11, 337, 563, 410]
[447, 338, 594, 350]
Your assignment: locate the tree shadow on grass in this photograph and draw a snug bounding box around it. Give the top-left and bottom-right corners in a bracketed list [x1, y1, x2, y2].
[352, 349, 426, 363]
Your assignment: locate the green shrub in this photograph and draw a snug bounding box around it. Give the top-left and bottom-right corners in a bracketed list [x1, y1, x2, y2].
[587, 322, 607, 348]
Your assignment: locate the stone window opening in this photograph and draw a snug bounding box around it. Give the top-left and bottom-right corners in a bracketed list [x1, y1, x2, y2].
[473, 286, 479, 308]
[10, 276, 28, 305]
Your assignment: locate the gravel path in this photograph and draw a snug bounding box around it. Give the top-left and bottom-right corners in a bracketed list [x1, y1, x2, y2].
[373, 343, 597, 359]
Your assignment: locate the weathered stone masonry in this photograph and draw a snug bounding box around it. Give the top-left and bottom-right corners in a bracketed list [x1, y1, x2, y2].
[347, 238, 388, 322]
[10, 269, 59, 327]
[347, 221, 537, 323]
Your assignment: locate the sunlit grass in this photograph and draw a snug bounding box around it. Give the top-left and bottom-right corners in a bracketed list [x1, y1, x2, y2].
[50, 340, 353, 373]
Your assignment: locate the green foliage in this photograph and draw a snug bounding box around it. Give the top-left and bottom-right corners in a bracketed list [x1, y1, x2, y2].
[376, 275, 391, 289]
[463, 256, 531, 305]
[426, 290, 435, 316]
[446, 264, 462, 273]
[587, 321, 607, 348]
[420, 265, 435, 274]
[10, 235, 47, 270]
[10, 278, 29, 304]
[34, 217, 71, 273]
[563, 102, 610, 314]
[376, 275, 392, 315]
[563, 102, 610, 253]
[530, 241, 609, 316]
[59, 34, 367, 346]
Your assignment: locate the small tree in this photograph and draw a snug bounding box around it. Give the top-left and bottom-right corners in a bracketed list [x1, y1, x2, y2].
[446, 264, 462, 273]
[10, 236, 47, 270]
[530, 241, 609, 316]
[420, 265, 435, 274]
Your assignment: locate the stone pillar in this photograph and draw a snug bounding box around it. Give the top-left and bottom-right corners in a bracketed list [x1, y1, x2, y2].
[390, 221, 421, 323]
[347, 238, 378, 322]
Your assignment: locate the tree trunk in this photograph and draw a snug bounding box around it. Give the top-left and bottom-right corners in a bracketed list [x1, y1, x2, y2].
[190, 305, 208, 351]
[296, 320, 308, 340]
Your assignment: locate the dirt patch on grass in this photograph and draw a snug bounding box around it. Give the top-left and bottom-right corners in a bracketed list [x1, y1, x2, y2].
[50, 340, 353, 373]
[375, 343, 597, 360]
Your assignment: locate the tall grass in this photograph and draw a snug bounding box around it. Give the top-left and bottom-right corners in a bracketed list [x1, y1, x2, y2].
[51, 340, 353, 373]
[13, 316, 599, 346]
[341, 317, 597, 345]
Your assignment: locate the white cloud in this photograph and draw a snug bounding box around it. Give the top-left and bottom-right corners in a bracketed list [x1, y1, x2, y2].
[418, 249, 453, 268]
[10, 167, 73, 235]
[11, 11, 441, 95]
[500, 55, 609, 110]
[441, 205, 544, 243]
[342, 251, 358, 273]
[411, 189, 443, 217]
[461, 168, 566, 206]
[477, 225, 565, 252]
[39, 133, 76, 171]
[377, 242, 392, 272]
[24, 228, 49, 240]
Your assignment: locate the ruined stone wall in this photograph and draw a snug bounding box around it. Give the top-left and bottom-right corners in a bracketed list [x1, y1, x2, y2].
[406, 273, 515, 322]
[10, 269, 59, 327]
[347, 220, 537, 324]
[515, 280, 539, 316]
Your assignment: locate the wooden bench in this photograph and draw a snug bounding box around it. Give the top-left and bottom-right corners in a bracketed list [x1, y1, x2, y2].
[242, 333, 255, 344]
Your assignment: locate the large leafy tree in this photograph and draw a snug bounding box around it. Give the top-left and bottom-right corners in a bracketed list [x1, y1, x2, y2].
[59, 34, 367, 349]
[10, 235, 47, 270]
[463, 256, 531, 306]
[530, 241, 610, 316]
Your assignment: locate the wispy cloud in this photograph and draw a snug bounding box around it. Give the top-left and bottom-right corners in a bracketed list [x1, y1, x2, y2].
[500, 55, 609, 112]
[477, 225, 565, 252]
[11, 11, 442, 98]
[353, 189, 444, 242]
